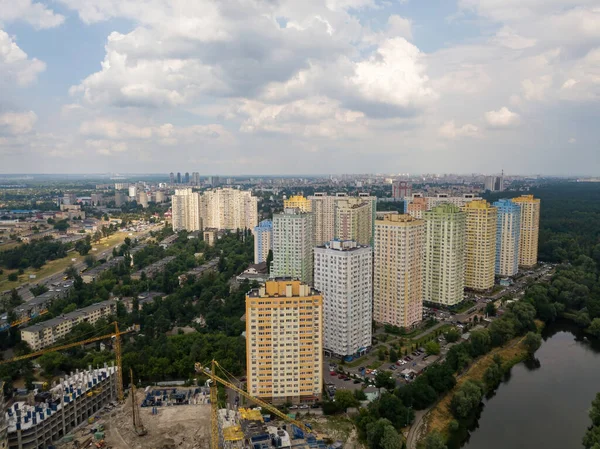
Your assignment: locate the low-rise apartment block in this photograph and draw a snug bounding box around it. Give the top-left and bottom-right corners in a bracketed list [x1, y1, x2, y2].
[21, 301, 117, 351]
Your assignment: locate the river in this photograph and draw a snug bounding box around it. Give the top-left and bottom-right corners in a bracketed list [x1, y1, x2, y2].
[449, 322, 600, 449]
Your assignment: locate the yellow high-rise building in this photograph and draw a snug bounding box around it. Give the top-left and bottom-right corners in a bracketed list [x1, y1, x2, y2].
[246, 280, 323, 404]
[373, 214, 425, 328]
[335, 197, 373, 246]
[512, 195, 540, 267]
[284, 195, 312, 212]
[461, 200, 497, 291]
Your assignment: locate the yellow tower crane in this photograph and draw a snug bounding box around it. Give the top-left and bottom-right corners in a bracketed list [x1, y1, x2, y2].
[0, 321, 132, 402]
[195, 361, 313, 449]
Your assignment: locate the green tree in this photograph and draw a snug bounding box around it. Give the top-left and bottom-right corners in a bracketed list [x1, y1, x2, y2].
[423, 430, 447, 449]
[375, 371, 396, 390]
[485, 302, 497, 317]
[425, 341, 441, 355]
[38, 352, 68, 376]
[524, 332, 542, 355]
[450, 380, 484, 419]
[7, 273, 18, 282]
[389, 348, 398, 363]
[588, 318, 600, 338]
[334, 389, 359, 412]
[380, 426, 403, 449]
[444, 328, 460, 343]
[84, 255, 96, 268]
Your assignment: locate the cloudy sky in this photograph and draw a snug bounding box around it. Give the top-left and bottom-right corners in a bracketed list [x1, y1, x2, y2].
[0, 0, 598, 175]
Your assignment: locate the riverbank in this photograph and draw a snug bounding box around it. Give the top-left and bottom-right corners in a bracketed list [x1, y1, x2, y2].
[419, 333, 530, 443]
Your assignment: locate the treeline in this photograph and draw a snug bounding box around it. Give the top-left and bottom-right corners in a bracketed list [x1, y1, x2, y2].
[0, 236, 68, 269]
[583, 393, 600, 448]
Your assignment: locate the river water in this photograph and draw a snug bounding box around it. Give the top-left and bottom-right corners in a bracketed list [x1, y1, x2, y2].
[449, 322, 600, 449]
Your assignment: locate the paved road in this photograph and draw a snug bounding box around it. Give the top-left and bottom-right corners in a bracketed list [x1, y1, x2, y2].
[9, 225, 161, 304]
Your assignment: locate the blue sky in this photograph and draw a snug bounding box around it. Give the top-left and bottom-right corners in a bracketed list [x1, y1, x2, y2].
[0, 0, 599, 175]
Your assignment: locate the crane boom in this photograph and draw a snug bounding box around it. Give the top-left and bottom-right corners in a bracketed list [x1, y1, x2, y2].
[194, 361, 311, 435]
[0, 328, 132, 365]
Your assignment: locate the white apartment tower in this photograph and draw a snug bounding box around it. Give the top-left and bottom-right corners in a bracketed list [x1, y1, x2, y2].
[271, 209, 314, 285]
[314, 240, 372, 358]
[171, 188, 202, 232]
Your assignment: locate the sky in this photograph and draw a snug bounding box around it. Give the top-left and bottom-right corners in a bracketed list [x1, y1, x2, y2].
[0, 0, 598, 176]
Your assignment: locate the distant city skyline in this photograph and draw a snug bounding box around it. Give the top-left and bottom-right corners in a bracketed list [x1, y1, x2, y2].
[0, 1, 598, 175]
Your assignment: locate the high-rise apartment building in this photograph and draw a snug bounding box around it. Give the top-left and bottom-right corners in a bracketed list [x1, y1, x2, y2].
[284, 195, 312, 212]
[246, 280, 322, 404]
[176, 172, 182, 184]
[172, 188, 202, 232]
[254, 220, 273, 264]
[461, 200, 497, 291]
[138, 191, 149, 208]
[314, 240, 372, 358]
[484, 174, 504, 192]
[424, 204, 466, 306]
[169, 172, 175, 184]
[191, 172, 200, 186]
[405, 193, 481, 219]
[373, 214, 425, 328]
[271, 209, 314, 285]
[392, 180, 411, 199]
[512, 195, 540, 267]
[335, 198, 373, 246]
[199, 188, 258, 231]
[494, 199, 521, 277]
[308, 193, 376, 246]
[184, 172, 190, 184]
[405, 196, 428, 219]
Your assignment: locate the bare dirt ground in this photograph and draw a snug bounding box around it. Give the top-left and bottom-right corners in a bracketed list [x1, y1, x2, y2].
[63, 389, 211, 449]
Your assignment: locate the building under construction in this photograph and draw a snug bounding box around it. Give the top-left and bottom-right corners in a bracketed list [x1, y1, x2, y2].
[4, 364, 118, 449]
[217, 407, 328, 449]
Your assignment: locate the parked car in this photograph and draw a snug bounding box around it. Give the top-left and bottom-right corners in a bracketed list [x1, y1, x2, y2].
[343, 377, 351, 381]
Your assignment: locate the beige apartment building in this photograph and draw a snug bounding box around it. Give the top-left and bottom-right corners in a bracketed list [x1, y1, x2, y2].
[512, 195, 541, 267]
[424, 204, 467, 306]
[461, 200, 497, 291]
[171, 188, 202, 232]
[373, 214, 425, 328]
[246, 280, 323, 404]
[21, 301, 117, 351]
[308, 193, 376, 246]
[271, 209, 314, 285]
[199, 188, 258, 231]
[284, 195, 312, 212]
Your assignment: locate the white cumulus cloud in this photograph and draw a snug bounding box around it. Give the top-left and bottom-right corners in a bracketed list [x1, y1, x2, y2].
[0, 111, 37, 134]
[439, 121, 479, 139]
[485, 107, 520, 128]
[0, 29, 45, 86]
[0, 0, 64, 29]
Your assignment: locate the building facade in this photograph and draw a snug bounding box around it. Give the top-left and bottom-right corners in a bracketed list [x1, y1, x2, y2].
[172, 188, 202, 232]
[373, 214, 425, 328]
[494, 199, 521, 277]
[423, 204, 466, 306]
[334, 198, 373, 246]
[462, 200, 497, 291]
[21, 301, 117, 351]
[253, 220, 273, 265]
[392, 181, 411, 199]
[283, 196, 312, 212]
[271, 209, 314, 285]
[246, 280, 322, 404]
[512, 195, 541, 267]
[308, 193, 376, 246]
[314, 240, 372, 358]
[199, 188, 258, 231]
